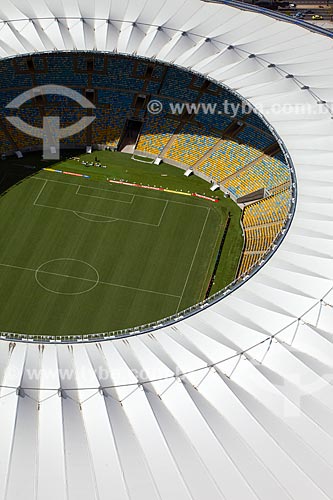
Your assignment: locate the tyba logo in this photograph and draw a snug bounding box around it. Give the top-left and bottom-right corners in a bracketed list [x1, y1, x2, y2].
[6, 85, 96, 160]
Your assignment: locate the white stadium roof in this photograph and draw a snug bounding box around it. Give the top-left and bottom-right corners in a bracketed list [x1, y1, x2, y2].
[0, 0, 333, 499]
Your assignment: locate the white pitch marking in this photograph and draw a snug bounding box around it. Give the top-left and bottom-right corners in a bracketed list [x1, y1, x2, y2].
[73, 212, 119, 223]
[33, 176, 209, 210]
[176, 208, 211, 312]
[76, 184, 134, 204]
[157, 200, 169, 227]
[35, 258, 100, 296]
[33, 179, 48, 206]
[0, 262, 180, 299]
[34, 202, 161, 227]
[33, 178, 164, 226]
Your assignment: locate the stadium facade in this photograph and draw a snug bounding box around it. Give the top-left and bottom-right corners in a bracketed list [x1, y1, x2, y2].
[0, 0, 332, 499]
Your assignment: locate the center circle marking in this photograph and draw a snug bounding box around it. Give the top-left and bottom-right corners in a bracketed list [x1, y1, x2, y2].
[35, 258, 100, 295]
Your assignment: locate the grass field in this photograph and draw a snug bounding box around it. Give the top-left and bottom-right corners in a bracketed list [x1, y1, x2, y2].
[0, 151, 243, 336]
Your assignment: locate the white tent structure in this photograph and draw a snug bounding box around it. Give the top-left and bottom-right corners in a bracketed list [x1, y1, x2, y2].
[0, 0, 333, 499]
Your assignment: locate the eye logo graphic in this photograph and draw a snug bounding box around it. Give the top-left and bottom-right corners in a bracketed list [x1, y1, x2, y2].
[6, 85, 96, 159]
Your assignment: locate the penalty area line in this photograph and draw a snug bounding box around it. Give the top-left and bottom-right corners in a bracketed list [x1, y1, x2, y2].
[33, 177, 210, 210]
[33, 179, 48, 206]
[75, 184, 135, 204]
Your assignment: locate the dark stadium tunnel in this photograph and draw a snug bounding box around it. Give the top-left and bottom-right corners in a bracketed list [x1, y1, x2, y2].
[0, 150, 81, 197]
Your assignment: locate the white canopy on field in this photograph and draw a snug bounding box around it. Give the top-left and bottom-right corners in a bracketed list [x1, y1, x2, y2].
[0, 1, 333, 499]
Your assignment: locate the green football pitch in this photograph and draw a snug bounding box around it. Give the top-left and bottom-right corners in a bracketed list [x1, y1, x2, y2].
[0, 151, 243, 337]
